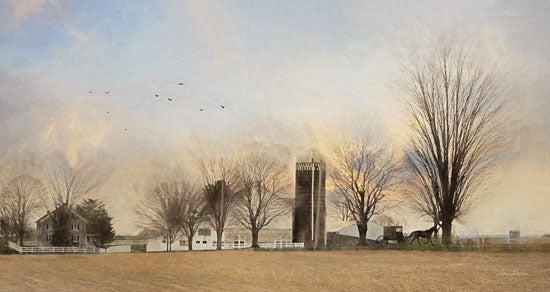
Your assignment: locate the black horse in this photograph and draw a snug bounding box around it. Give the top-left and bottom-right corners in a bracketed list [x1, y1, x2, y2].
[408, 226, 438, 246]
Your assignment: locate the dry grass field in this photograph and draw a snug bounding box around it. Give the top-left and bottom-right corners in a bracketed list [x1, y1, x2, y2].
[1, 249, 549, 291]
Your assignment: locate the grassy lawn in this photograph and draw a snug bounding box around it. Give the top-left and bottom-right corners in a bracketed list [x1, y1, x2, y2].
[1, 249, 549, 291]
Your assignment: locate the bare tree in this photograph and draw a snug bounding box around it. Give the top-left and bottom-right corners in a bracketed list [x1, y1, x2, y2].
[199, 157, 239, 250]
[1, 174, 45, 245]
[406, 170, 441, 237]
[403, 43, 504, 246]
[137, 182, 181, 252]
[328, 191, 354, 222]
[0, 185, 16, 242]
[45, 159, 103, 246]
[329, 136, 399, 246]
[46, 160, 102, 208]
[174, 181, 206, 251]
[234, 152, 292, 248]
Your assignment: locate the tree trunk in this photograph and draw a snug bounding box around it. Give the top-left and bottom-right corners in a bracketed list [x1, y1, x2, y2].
[433, 219, 439, 239]
[441, 220, 452, 247]
[187, 235, 193, 251]
[18, 229, 24, 246]
[216, 229, 223, 250]
[251, 229, 259, 248]
[357, 223, 368, 246]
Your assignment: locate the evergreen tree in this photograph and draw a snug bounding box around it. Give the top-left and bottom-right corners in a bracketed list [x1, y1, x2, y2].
[50, 203, 73, 246]
[75, 199, 115, 247]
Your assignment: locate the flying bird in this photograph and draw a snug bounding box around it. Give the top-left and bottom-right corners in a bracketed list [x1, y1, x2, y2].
[155, 94, 159, 98]
[178, 82, 184, 85]
[105, 91, 109, 94]
[88, 91, 92, 94]
[106, 111, 110, 114]
[167, 97, 173, 101]
[124, 128, 127, 131]
[220, 105, 225, 109]
[200, 108, 204, 111]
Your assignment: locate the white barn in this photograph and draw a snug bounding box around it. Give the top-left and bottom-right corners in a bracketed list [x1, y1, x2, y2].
[145, 226, 296, 252]
[146, 227, 220, 252]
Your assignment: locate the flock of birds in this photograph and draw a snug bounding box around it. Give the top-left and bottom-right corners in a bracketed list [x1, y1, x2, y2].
[90, 82, 227, 132]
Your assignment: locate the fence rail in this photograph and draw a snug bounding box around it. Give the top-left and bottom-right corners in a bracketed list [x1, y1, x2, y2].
[21, 246, 99, 254]
[8, 242, 98, 254]
[259, 242, 304, 249]
[210, 241, 304, 249]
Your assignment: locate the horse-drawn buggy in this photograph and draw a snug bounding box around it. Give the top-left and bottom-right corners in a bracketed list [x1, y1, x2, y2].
[376, 226, 405, 247]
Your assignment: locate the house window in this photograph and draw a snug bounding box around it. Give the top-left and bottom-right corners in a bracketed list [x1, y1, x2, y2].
[162, 239, 166, 243]
[179, 240, 186, 246]
[72, 235, 79, 242]
[198, 228, 211, 236]
[202, 240, 207, 244]
[72, 224, 81, 230]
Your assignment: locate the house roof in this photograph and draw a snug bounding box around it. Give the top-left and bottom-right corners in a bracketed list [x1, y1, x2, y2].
[36, 205, 88, 223]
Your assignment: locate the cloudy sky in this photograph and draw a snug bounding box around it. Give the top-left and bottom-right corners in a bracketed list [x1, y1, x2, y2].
[1, 0, 549, 235]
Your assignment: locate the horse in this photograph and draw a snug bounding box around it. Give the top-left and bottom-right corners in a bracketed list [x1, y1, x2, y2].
[408, 225, 439, 246]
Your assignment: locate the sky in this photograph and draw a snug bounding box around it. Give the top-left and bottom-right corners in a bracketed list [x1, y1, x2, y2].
[0, 0, 549, 236]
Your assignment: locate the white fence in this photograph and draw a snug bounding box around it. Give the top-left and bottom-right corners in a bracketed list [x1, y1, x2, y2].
[259, 242, 304, 249]
[214, 241, 303, 249]
[221, 242, 247, 249]
[7, 241, 131, 254]
[8, 242, 98, 254]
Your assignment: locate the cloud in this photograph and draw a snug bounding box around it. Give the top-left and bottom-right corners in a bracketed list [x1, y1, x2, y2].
[3, 0, 55, 24]
[1, 0, 59, 30]
[1, 0, 88, 42]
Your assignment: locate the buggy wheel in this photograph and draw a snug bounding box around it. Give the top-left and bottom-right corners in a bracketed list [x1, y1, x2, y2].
[376, 235, 388, 247]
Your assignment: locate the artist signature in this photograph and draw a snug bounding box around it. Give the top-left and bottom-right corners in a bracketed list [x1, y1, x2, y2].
[495, 269, 529, 276]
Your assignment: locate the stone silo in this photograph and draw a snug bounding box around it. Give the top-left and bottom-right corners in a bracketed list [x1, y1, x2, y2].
[292, 158, 326, 248]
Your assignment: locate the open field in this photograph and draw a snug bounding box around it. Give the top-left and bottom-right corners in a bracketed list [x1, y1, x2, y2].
[1, 250, 549, 291]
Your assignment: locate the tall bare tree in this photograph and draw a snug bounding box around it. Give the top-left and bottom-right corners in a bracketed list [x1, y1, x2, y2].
[46, 160, 102, 208]
[45, 159, 103, 246]
[137, 182, 181, 251]
[200, 157, 239, 250]
[403, 43, 504, 246]
[329, 136, 399, 246]
[234, 152, 291, 248]
[174, 181, 206, 251]
[1, 174, 45, 245]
